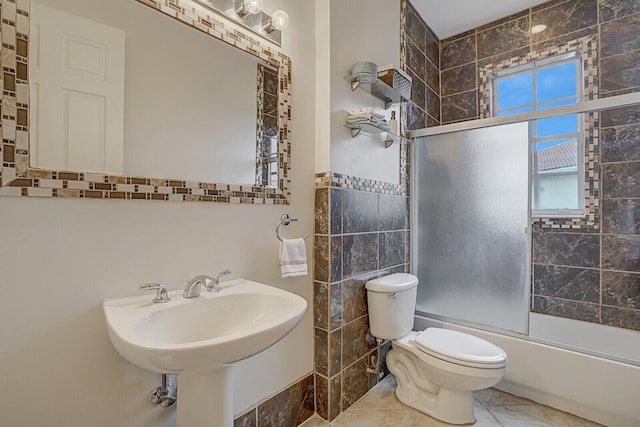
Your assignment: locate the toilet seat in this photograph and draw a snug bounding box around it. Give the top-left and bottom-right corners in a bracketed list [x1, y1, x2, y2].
[415, 328, 508, 369]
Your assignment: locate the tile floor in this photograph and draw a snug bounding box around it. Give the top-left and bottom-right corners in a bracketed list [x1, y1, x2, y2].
[300, 376, 602, 426]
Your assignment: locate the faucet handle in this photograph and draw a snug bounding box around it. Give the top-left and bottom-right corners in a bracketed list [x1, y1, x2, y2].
[140, 283, 171, 303]
[208, 269, 231, 291]
[214, 269, 231, 281]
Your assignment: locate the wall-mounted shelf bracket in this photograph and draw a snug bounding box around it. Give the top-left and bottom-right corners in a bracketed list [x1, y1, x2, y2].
[345, 122, 408, 148]
[345, 74, 405, 110]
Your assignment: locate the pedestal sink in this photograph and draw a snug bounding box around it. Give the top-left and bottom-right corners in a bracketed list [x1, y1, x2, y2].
[103, 279, 307, 427]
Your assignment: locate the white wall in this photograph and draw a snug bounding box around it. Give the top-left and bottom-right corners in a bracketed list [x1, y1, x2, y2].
[328, 0, 401, 183]
[315, 0, 331, 174]
[0, 1, 315, 426]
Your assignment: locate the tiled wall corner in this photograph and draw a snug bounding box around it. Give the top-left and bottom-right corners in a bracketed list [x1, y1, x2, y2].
[313, 177, 410, 421]
[233, 374, 314, 427]
[309, 6, 432, 422]
[402, 0, 441, 129]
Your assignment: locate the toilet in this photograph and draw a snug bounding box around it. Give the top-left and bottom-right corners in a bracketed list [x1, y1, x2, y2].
[366, 273, 508, 425]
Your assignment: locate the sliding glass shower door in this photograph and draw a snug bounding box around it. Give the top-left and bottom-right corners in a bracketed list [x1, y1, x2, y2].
[413, 122, 530, 334]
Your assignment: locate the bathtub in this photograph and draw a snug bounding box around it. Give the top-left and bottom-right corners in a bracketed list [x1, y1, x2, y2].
[414, 314, 640, 427]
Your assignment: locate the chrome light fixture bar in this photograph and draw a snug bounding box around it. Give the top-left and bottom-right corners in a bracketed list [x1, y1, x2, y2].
[194, 0, 288, 46]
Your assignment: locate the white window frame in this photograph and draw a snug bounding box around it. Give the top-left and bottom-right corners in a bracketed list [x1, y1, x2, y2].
[491, 52, 586, 218]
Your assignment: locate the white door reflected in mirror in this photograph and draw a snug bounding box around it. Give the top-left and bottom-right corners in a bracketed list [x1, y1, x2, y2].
[30, 2, 125, 175]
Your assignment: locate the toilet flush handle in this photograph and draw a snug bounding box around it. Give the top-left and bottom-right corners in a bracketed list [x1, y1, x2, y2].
[388, 292, 399, 299]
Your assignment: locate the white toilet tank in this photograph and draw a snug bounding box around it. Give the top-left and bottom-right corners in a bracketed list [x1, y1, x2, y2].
[366, 273, 419, 340]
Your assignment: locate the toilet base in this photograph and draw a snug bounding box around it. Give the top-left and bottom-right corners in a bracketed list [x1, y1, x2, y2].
[388, 348, 476, 425]
[395, 380, 475, 425]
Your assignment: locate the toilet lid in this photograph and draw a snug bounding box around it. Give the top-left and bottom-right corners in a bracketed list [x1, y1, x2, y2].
[415, 328, 507, 367]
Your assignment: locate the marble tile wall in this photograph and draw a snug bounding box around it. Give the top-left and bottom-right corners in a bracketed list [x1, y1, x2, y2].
[439, 0, 640, 124]
[531, 104, 640, 330]
[313, 185, 409, 421]
[233, 374, 314, 427]
[434, 0, 640, 331]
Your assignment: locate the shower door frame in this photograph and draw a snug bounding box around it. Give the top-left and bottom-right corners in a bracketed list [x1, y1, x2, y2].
[410, 122, 532, 337]
[408, 92, 640, 362]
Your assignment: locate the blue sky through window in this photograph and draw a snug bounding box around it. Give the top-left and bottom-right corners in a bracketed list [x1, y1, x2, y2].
[496, 58, 580, 149]
[537, 114, 578, 137]
[536, 62, 577, 102]
[497, 72, 533, 109]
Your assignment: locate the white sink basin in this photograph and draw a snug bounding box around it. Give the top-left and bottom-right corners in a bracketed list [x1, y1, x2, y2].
[104, 278, 307, 374]
[104, 278, 307, 426]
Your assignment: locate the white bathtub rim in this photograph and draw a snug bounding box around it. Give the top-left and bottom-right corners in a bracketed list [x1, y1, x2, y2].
[415, 311, 640, 367]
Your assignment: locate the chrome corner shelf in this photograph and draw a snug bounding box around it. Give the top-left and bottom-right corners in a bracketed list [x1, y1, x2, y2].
[345, 122, 408, 148]
[345, 74, 407, 109]
[345, 68, 410, 148]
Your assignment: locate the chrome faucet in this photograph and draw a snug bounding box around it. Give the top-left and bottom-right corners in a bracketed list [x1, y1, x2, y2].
[139, 283, 171, 303]
[183, 269, 231, 298]
[183, 275, 214, 299]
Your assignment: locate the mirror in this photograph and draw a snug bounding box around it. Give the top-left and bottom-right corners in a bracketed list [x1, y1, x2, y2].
[0, 0, 291, 203]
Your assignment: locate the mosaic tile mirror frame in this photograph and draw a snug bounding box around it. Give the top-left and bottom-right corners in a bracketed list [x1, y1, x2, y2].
[0, 0, 293, 204]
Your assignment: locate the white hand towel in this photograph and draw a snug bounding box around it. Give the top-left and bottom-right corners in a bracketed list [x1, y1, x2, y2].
[279, 238, 308, 278]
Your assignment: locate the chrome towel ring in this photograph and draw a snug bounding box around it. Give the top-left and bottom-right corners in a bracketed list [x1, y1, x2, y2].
[276, 214, 309, 242]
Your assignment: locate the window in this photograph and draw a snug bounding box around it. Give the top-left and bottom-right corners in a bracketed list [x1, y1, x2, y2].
[492, 52, 584, 216]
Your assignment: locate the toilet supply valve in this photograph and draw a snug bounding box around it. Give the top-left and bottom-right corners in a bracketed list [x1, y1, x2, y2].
[366, 339, 385, 379]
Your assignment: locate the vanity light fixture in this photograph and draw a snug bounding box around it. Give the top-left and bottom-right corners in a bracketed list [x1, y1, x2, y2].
[194, 0, 288, 46]
[235, 0, 262, 18]
[263, 9, 289, 33]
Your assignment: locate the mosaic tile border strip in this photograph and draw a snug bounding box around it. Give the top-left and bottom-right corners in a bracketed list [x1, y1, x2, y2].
[0, 0, 292, 204]
[399, 0, 407, 79]
[398, 0, 413, 197]
[478, 35, 599, 229]
[314, 172, 407, 196]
